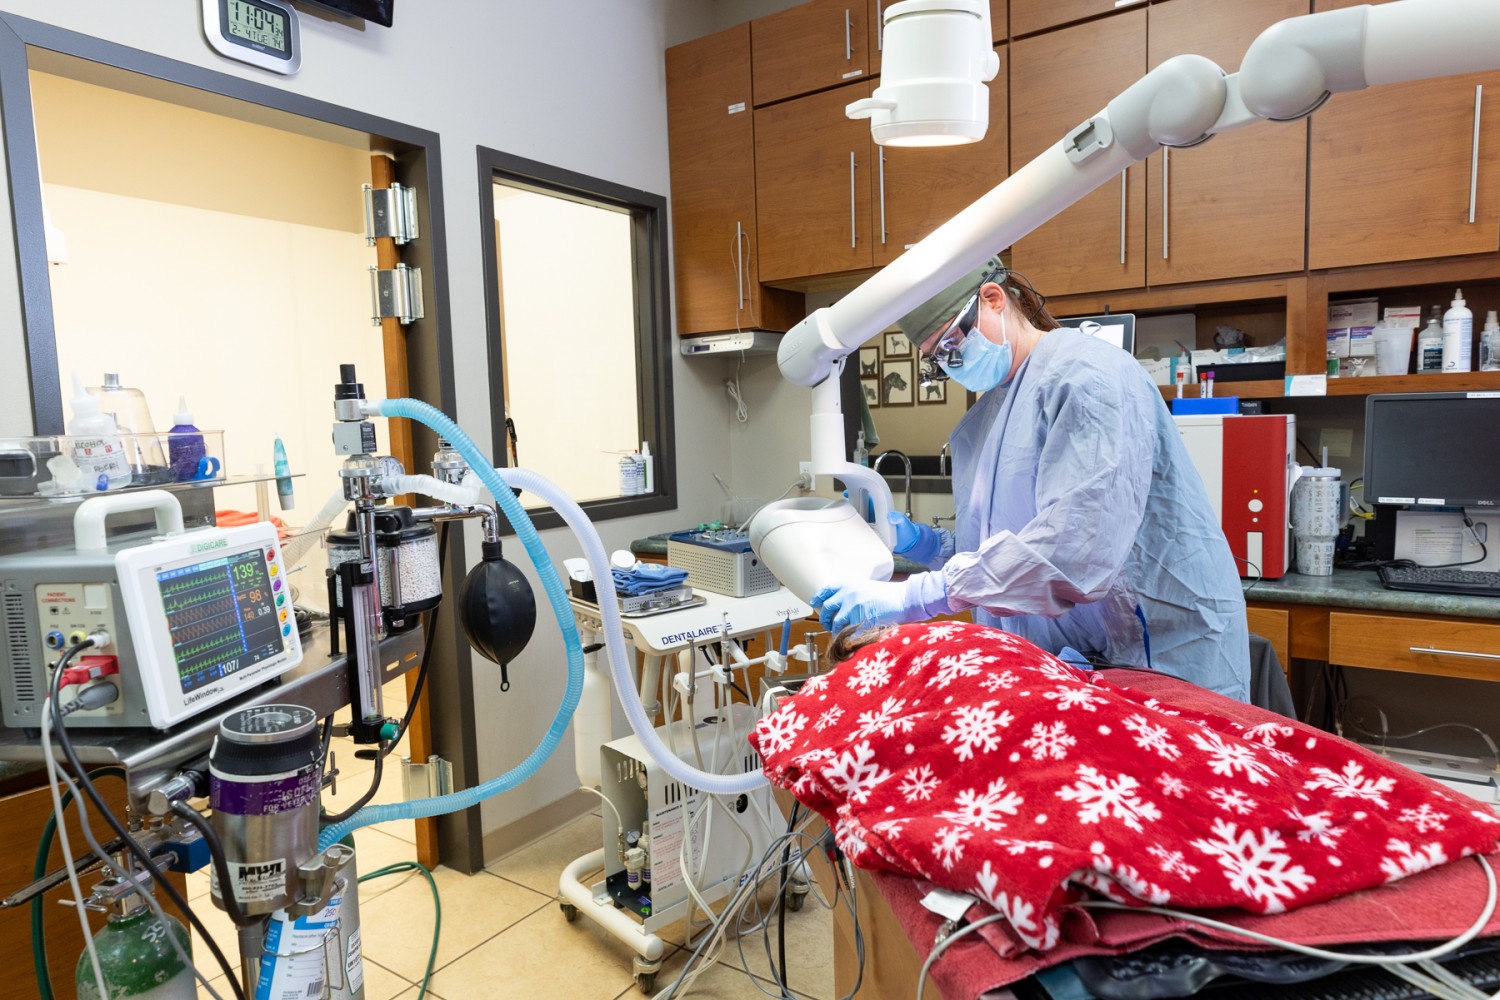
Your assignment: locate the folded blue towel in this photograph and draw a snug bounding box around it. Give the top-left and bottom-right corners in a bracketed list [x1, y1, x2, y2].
[611, 564, 689, 596]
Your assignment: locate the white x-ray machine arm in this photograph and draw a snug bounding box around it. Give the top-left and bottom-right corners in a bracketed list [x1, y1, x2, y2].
[779, 0, 1500, 546]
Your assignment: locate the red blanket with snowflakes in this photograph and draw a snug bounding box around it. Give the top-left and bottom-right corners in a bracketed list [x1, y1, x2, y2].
[750, 621, 1500, 952]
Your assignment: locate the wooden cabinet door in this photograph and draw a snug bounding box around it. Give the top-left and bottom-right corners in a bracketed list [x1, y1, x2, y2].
[666, 26, 802, 334]
[1145, 0, 1307, 284]
[1010, 11, 1147, 295]
[875, 44, 1009, 266]
[1011, 0, 1145, 37]
[752, 0, 871, 107]
[1309, 0, 1500, 269]
[869, 0, 1006, 74]
[756, 83, 877, 282]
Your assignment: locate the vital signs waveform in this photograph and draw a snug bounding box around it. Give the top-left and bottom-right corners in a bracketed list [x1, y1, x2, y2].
[166, 596, 235, 630]
[173, 631, 244, 661]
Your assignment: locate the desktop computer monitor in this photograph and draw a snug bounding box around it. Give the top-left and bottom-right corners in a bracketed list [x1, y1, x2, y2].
[1364, 392, 1500, 509]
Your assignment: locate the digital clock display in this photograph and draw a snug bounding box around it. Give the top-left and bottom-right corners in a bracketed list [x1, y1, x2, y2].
[226, 0, 289, 55]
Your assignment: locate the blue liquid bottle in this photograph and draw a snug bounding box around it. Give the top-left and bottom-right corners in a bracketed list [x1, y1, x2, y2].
[166, 396, 206, 482]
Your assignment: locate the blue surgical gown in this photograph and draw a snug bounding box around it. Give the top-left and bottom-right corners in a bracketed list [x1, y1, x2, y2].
[924, 328, 1250, 701]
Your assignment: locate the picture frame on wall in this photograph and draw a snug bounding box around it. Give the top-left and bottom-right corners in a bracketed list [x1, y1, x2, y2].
[881, 359, 914, 406]
[860, 378, 880, 408]
[883, 331, 912, 357]
[918, 377, 947, 404]
[858, 346, 880, 377]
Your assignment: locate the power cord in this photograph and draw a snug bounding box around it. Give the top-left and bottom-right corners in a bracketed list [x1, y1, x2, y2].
[725, 375, 750, 423]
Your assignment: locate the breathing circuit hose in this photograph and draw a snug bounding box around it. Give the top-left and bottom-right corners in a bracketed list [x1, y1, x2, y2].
[318, 398, 764, 849]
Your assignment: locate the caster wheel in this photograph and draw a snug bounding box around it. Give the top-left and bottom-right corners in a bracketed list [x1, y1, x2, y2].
[559, 902, 579, 922]
[786, 891, 807, 912]
[635, 972, 657, 993]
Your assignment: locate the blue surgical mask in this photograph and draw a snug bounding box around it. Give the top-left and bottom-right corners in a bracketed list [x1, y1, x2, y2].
[939, 321, 1013, 393]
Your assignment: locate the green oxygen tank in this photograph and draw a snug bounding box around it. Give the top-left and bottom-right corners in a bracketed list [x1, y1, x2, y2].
[75, 906, 195, 999]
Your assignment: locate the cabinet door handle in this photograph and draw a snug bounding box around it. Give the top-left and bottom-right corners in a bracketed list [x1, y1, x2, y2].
[850, 151, 858, 249]
[879, 148, 888, 245]
[845, 8, 853, 61]
[734, 220, 745, 311]
[1162, 147, 1170, 260]
[1119, 169, 1127, 265]
[1470, 84, 1483, 224]
[877, 1, 884, 51]
[1409, 645, 1500, 661]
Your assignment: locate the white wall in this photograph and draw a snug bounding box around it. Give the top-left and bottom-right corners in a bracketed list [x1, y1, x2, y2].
[0, 0, 751, 853]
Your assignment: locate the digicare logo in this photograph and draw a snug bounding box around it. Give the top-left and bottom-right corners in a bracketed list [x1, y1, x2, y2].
[191, 538, 230, 553]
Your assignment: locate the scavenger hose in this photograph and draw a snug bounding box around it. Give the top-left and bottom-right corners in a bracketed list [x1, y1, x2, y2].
[317, 397, 585, 849]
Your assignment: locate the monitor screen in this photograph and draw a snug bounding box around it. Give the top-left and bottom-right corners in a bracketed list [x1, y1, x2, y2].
[157, 545, 286, 694]
[1363, 392, 1500, 508]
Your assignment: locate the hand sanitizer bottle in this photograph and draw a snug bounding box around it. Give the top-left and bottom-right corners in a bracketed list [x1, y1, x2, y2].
[1417, 307, 1445, 373]
[1481, 311, 1500, 372]
[1442, 288, 1473, 372]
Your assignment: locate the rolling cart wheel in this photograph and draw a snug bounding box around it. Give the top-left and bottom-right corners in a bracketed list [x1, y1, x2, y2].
[786, 886, 808, 912]
[559, 902, 579, 922]
[635, 971, 657, 993]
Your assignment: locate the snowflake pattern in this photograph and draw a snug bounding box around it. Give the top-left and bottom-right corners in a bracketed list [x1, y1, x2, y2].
[1190, 819, 1316, 913]
[1056, 765, 1162, 833]
[757, 708, 807, 755]
[1472, 809, 1500, 826]
[899, 764, 940, 803]
[1188, 729, 1278, 786]
[1207, 786, 1258, 816]
[933, 648, 998, 690]
[975, 861, 1060, 950]
[932, 825, 973, 872]
[1147, 844, 1200, 880]
[1155, 774, 1189, 799]
[1380, 838, 1449, 882]
[1122, 714, 1182, 761]
[1287, 808, 1346, 849]
[821, 741, 893, 804]
[870, 817, 910, 841]
[1304, 760, 1397, 808]
[1021, 720, 1076, 761]
[847, 651, 895, 696]
[941, 700, 1012, 761]
[1142, 697, 1182, 716]
[980, 670, 1020, 693]
[854, 697, 915, 739]
[994, 838, 1059, 856]
[813, 706, 844, 732]
[1043, 685, 1106, 712]
[938, 777, 1024, 831]
[922, 622, 966, 644]
[1398, 803, 1449, 834]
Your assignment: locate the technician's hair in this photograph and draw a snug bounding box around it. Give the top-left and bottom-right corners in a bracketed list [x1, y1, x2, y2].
[1001, 270, 1060, 333]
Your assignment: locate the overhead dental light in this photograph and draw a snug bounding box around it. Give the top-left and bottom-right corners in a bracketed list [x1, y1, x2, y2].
[845, 0, 1000, 147]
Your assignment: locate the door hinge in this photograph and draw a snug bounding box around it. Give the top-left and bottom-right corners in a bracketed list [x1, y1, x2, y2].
[370, 263, 425, 325]
[402, 754, 453, 800]
[363, 182, 419, 245]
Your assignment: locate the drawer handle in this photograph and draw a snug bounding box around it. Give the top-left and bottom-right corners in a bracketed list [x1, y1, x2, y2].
[845, 8, 852, 62]
[1409, 645, 1500, 661]
[1469, 84, 1482, 224]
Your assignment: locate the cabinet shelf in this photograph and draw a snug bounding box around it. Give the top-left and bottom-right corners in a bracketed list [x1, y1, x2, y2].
[1156, 371, 1500, 403]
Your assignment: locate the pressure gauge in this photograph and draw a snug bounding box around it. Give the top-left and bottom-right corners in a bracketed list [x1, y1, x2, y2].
[201, 0, 302, 75]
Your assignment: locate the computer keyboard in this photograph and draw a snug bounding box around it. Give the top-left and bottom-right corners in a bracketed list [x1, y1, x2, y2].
[1377, 562, 1500, 596]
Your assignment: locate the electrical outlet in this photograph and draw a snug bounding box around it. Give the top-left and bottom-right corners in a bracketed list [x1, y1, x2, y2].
[799, 461, 816, 491]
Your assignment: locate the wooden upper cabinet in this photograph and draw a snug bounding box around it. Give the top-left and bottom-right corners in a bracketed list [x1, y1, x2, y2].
[666, 25, 801, 334]
[1011, 0, 1145, 37]
[1010, 11, 1148, 296]
[876, 44, 1009, 266]
[869, 0, 1006, 74]
[755, 83, 876, 281]
[752, 0, 871, 107]
[1145, 0, 1307, 285]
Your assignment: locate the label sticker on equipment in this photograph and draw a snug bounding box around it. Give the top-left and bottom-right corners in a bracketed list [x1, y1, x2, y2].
[345, 927, 364, 994]
[226, 858, 288, 903]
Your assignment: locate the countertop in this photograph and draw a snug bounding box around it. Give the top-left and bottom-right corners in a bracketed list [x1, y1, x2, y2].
[1244, 568, 1500, 619]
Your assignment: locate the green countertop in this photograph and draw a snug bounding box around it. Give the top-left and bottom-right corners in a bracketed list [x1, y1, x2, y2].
[1244, 568, 1500, 619]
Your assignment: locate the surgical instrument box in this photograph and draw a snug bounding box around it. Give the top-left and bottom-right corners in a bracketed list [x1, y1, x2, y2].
[666, 529, 779, 598]
[1174, 413, 1296, 580]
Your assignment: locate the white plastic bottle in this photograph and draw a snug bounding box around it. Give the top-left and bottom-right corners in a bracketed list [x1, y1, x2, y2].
[1481, 310, 1500, 372]
[1442, 288, 1473, 372]
[1417, 307, 1445, 373]
[67, 373, 133, 489]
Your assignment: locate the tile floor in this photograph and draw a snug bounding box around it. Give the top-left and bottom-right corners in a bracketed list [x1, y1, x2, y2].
[189, 681, 834, 999]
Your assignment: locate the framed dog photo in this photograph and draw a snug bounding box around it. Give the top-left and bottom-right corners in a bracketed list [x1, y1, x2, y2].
[881, 359, 914, 406]
[883, 331, 912, 357]
[858, 346, 880, 377]
[918, 377, 947, 404]
[860, 377, 880, 408]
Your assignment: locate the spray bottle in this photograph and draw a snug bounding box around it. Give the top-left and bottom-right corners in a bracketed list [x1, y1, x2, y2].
[67, 373, 133, 490]
[1443, 288, 1473, 372]
[1481, 311, 1500, 372]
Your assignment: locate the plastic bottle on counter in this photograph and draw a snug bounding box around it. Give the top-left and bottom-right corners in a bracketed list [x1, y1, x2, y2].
[1417, 307, 1445, 373]
[1442, 288, 1473, 372]
[165, 396, 206, 482]
[1481, 311, 1500, 372]
[67, 373, 132, 490]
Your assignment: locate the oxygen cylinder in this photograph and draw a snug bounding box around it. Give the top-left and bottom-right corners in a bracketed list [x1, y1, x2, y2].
[76, 907, 195, 999]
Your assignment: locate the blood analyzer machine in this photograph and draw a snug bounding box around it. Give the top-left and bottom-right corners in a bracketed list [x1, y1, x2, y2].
[0, 491, 302, 730]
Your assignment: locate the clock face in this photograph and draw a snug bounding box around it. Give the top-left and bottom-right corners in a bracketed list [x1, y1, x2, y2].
[202, 0, 302, 74]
